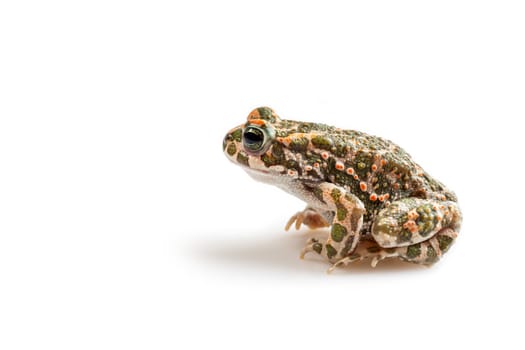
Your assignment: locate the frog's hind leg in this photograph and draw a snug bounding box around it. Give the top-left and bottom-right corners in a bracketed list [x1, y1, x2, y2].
[397, 227, 458, 265]
[329, 197, 461, 271]
[328, 228, 458, 272]
[371, 198, 462, 249]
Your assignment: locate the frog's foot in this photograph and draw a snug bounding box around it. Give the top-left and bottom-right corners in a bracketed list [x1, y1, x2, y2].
[285, 207, 329, 231]
[300, 238, 322, 258]
[327, 254, 364, 273]
[327, 228, 459, 273]
[300, 237, 349, 263]
[327, 241, 399, 273]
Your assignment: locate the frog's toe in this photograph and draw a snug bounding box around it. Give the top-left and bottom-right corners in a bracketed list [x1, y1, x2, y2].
[327, 254, 364, 273]
[285, 211, 303, 231]
[286, 208, 329, 231]
[326, 242, 400, 271]
[370, 253, 396, 267]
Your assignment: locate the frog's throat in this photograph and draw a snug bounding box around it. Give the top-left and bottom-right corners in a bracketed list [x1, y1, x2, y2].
[243, 166, 288, 185]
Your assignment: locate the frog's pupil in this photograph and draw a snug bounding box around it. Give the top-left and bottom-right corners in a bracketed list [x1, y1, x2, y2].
[243, 127, 264, 150]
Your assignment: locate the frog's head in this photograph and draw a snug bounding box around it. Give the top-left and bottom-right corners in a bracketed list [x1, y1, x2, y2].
[223, 107, 320, 185]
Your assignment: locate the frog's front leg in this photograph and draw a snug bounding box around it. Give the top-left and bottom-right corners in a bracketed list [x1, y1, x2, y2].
[300, 183, 365, 263]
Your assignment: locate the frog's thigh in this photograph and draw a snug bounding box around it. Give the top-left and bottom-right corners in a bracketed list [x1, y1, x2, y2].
[371, 198, 461, 248]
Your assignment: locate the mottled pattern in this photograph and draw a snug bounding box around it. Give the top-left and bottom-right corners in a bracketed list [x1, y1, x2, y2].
[223, 107, 462, 271]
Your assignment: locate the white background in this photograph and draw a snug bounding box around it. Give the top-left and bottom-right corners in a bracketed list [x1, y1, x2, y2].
[1, 1, 524, 349]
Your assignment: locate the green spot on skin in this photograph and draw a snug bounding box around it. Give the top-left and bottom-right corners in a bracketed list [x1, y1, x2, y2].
[236, 152, 249, 167]
[357, 162, 366, 169]
[257, 107, 274, 122]
[398, 229, 412, 243]
[326, 244, 337, 259]
[336, 205, 347, 221]
[261, 153, 278, 167]
[426, 245, 438, 263]
[331, 188, 341, 201]
[438, 235, 454, 253]
[227, 143, 237, 156]
[417, 220, 435, 237]
[331, 223, 347, 242]
[406, 244, 421, 259]
[289, 137, 309, 152]
[231, 129, 242, 142]
[313, 243, 322, 254]
[297, 123, 312, 133]
[276, 130, 288, 138]
[415, 204, 438, 237]
[373, 217, 397, 236]
[311, 135, 333, 150]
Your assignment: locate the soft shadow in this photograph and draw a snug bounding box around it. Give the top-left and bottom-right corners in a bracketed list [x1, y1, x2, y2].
[187, 228, 426, 275]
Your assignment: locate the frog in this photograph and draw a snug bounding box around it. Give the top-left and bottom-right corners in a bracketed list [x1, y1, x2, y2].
[223, 107, 462, 271]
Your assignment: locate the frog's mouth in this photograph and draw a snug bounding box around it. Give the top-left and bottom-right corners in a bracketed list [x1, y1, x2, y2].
[243, 166, 295, 187]
[244, 165, 282, 176]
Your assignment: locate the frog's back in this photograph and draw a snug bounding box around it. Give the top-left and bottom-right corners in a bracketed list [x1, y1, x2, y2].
[317, 125, 457, 205]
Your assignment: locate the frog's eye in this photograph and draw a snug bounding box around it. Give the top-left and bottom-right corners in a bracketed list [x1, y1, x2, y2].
[242, 126, 268, 154]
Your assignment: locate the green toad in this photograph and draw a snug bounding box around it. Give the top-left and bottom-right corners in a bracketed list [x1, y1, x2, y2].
[223, 107, 462, 271]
